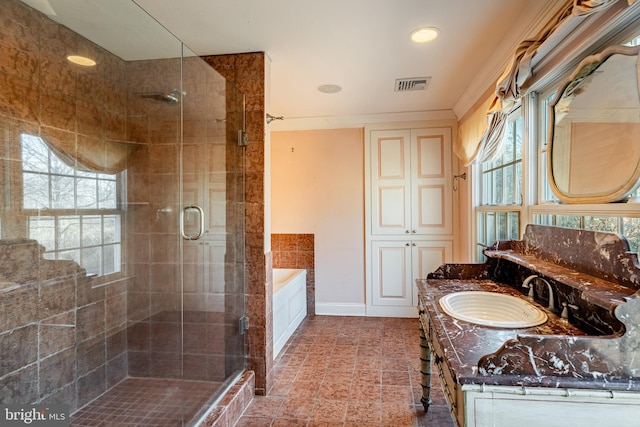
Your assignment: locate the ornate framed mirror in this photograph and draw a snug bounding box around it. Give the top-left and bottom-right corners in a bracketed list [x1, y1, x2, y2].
[548, 44, 640, 203]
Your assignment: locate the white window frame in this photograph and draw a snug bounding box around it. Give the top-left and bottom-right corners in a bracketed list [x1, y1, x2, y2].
[21, 134, 124, 277]
[527, 28, 640, 254]
[473, 106, 526, 261]
[468, 8, 640, 262]
[530, 83, 640, 252]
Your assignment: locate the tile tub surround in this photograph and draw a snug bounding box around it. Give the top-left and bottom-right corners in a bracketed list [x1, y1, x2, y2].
[271, 233, 315, 315]
[418, 224, 640, 393]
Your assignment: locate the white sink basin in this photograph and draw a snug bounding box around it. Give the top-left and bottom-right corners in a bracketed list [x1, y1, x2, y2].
[438, 291, 548, 328]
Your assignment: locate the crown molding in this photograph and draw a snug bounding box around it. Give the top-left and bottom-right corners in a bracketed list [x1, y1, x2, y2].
[452, 0, 568, 119]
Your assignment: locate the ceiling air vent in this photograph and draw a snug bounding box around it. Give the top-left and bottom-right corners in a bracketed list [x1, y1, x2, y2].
[395, 77, 431, 92]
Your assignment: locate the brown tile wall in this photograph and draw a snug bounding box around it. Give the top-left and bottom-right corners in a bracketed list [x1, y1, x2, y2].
[0, 0, 130, 411]
[271, 234, 316, 315]
[0, 0, 246, 414]
[202, 53, 273, 394]
[123, 54, 245, 383]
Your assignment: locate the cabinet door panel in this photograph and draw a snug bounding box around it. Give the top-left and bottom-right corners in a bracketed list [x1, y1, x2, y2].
[413, 241, 452, 279]
[416, 133, 444, 178]
[371, 130, 411, 235]
[378, 138, 406, 178]
[371, 241, 412, 307]
[378, 186, 407, 229]
[412, 241, 453, 304]
[366, 126, 454, 317]
[416, 185, 445, 228]
[411, 128, 452, 235]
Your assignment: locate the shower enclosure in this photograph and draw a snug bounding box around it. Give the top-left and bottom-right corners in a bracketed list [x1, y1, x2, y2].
[0, 0, 246, 425]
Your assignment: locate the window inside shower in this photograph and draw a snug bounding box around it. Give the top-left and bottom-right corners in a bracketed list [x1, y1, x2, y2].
[21, 134, 122, 277]
[1, 1, 247, 425]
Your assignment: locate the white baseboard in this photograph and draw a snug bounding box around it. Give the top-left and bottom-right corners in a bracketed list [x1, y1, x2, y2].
[314, 302, 419, 318]
[365, 305, 419, 318]
[315, 303, 366, 316]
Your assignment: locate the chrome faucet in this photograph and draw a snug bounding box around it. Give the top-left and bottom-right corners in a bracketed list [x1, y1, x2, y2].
[540, 277, 555, 311]
[522, 274, 555, 311]
[522, 274, 537, 299]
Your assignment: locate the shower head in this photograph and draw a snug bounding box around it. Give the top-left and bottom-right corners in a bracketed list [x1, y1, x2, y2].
[139, 88, 183, 105]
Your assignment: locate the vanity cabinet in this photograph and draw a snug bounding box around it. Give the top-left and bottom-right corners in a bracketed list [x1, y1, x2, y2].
[365, 125, 454, 317]
[417, 225, 640, 426]
[418, 297, 464, 425]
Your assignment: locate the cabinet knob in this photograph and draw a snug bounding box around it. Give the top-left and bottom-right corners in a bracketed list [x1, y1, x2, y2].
[405, 230, 410, 234]
[412, 242, 416, 246]
[405, 243, 410, 246]
[412, 230, 416, 233]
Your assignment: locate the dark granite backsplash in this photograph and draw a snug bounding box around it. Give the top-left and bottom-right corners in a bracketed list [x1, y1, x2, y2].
[486, 258, 623, 336]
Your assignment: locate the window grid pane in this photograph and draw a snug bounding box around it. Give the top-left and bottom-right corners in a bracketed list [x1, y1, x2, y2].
[480, 116, 523, 207]
[622, 218, 640, 253]
[534, 215, 640, 257]
[21, 134, 122, 277]
[476, 211, 520, 261]
[584, 216, 618, 233]
[58, 216, 80, 250]
[477, 112, 523, 262]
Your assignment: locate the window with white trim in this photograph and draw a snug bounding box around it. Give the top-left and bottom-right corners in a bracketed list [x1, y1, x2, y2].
[475, 108, 524, 261]
[530, 32, 640, 256]
[21, 134, 122, 276]
[533, 102, 640, 254]
[538, 91, 558, 204]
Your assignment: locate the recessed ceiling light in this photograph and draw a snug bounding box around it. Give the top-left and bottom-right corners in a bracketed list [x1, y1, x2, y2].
[410, 27, 439, 44]
[67, 55, 96, 66]
[318, 84, 342, 94]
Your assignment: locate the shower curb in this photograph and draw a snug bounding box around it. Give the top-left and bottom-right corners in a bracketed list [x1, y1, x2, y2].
[196, 370, 255, 427]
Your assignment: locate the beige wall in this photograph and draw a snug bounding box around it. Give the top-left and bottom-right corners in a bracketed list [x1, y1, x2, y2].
[271, 128, 366, 308]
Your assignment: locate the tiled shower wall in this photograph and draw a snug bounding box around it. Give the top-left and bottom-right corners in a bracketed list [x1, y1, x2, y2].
[271, 234, 316, 315]
[0, 0, 245, 412]
[124, 54, 245, 383]
[203, 53, 273, 394]
[0, 0, 131, 410]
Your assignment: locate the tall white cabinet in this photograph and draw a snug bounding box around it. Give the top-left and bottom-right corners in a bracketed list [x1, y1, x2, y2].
[365, 125, 455, 317]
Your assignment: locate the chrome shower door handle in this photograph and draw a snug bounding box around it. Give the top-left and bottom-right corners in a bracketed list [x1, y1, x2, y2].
[180, 204, 204, 240]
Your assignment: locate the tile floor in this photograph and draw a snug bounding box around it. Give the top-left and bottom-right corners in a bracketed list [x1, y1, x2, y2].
[70, 378, 220, 426]
[235, 315, 455, 427]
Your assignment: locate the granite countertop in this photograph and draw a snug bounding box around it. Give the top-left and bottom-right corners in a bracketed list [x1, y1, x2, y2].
[417, 278, 640, 391]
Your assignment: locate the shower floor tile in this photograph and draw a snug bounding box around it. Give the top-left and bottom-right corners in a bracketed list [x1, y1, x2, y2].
[70, 377, 220, 426]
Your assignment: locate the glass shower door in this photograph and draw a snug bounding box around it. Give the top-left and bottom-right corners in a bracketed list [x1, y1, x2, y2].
[180, 50, 246, 425]
[0, 1, 245, 426]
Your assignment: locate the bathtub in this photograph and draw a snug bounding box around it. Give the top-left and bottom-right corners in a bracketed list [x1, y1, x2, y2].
[272, 268, 307, 358]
